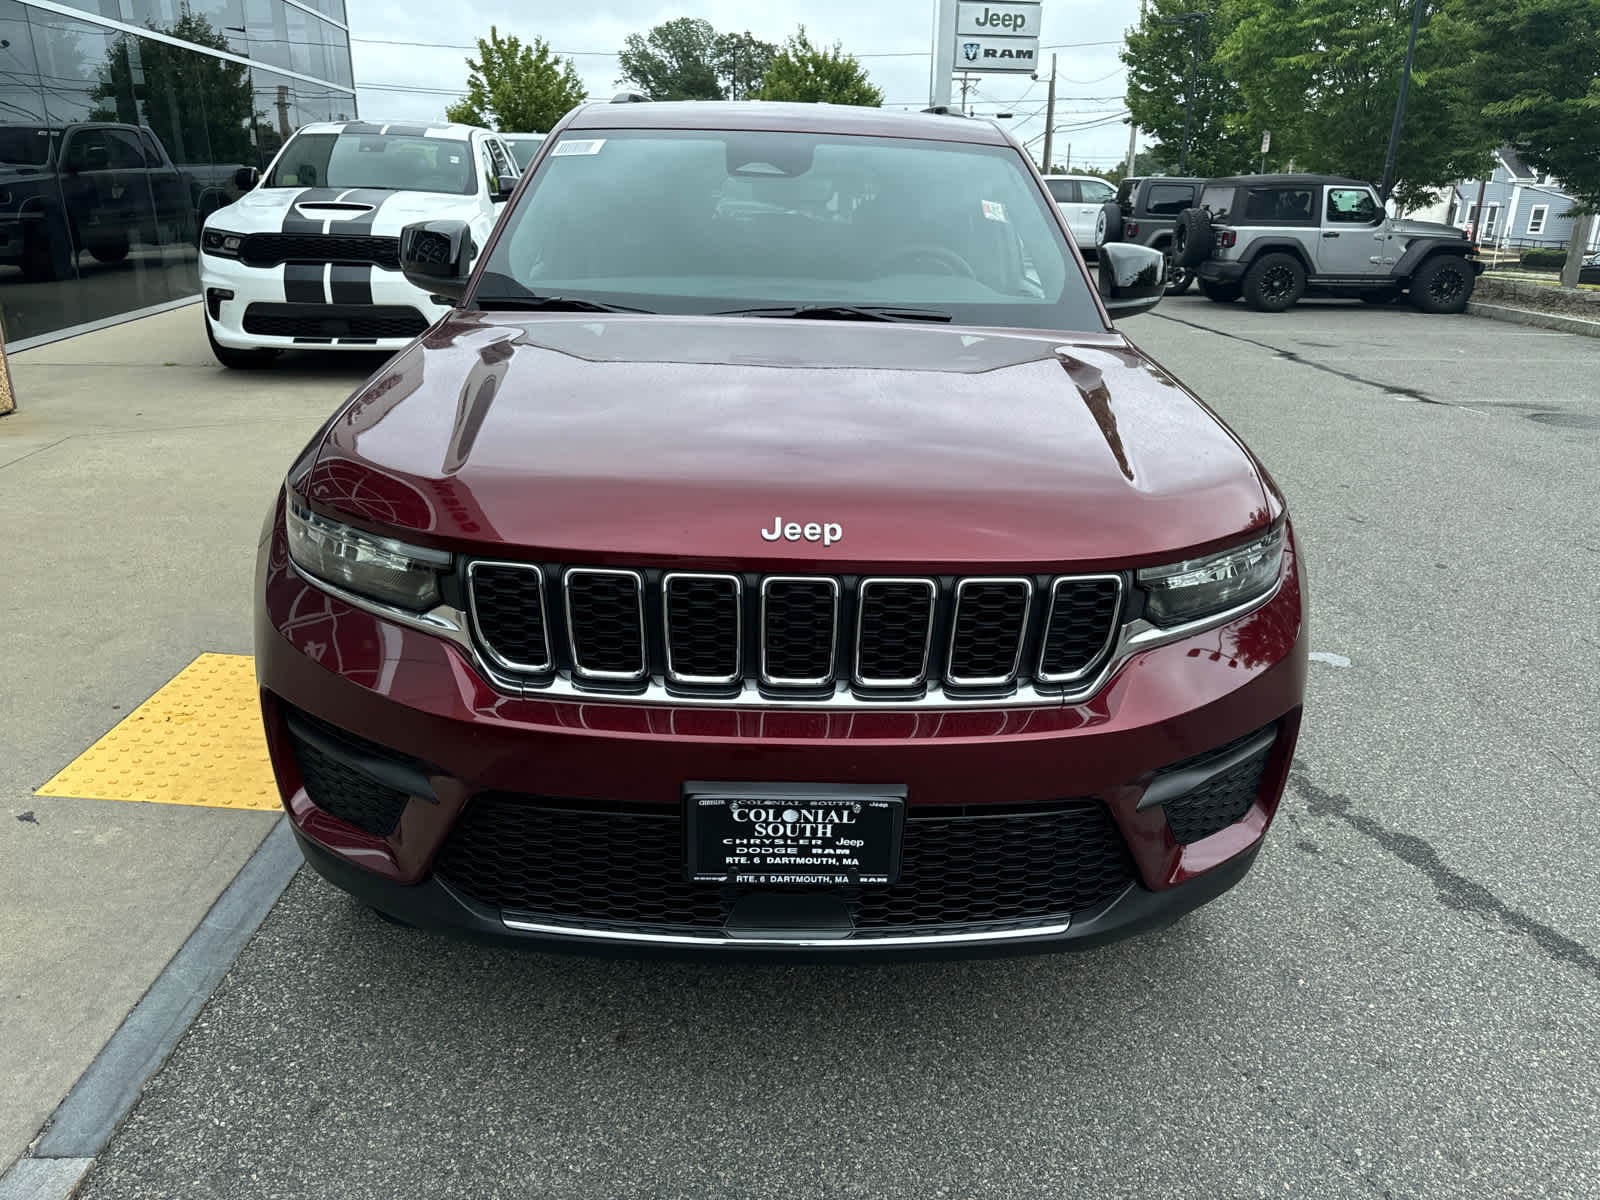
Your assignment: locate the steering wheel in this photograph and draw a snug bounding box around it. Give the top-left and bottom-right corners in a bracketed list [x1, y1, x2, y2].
[869, 243, 977, 279]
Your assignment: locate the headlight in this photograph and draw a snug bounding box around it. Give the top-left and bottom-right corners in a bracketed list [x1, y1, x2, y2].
[201, 228, 244, 257]
[285, 496, 450, 611]
[1137, 526, 1284, 627]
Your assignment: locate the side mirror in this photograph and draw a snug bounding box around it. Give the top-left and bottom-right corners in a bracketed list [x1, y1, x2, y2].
[1097, 243, 1165, 318]
[399, 219, 474, 303]
[233, 165, 260, 191]
[492, 175, 516, 203]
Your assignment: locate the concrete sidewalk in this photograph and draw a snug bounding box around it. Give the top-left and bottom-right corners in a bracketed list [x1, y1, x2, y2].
[0, 307, 380, 1174]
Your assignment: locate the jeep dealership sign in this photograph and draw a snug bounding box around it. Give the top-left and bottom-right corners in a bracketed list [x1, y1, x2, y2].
[953, 2, 1041, 73]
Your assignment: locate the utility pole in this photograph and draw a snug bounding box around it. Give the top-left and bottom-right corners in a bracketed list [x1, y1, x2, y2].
[1041, 54, 1057, 172]
[957, 73, 976, 116]
[1378, 0, 1426, 202]
[1124, 0, 1147, 179]
[1064, 143, 1071, 172]
[1155, 13, 1205, 176]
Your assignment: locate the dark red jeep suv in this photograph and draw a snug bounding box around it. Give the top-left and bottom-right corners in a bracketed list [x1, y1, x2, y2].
[255, 101, 1308, 956]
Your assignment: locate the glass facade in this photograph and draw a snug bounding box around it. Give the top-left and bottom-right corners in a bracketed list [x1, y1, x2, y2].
[0, 0, 356, 343]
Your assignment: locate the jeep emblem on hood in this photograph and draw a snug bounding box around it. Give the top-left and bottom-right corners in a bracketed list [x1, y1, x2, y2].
[761, 516, 843, 546]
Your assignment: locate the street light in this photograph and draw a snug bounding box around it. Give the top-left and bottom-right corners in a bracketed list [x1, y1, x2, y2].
[1378, 0, 1426, 203]
[1154, 12, 1206, 176]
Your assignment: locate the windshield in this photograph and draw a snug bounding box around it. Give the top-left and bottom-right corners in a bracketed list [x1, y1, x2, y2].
[476, 129, 1101, 331]
[0, 126, 56, 166]
[506, 136, 545, 170]
[266, 131, 475, 195]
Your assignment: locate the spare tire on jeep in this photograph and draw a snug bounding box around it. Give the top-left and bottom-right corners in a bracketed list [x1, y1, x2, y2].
[1098, 200, 1123, 245]
[1173, 208, 1213, 268]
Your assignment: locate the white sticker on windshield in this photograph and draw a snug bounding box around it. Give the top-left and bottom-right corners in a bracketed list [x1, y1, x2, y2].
[552, 139, 606, 157]
[982, 200, 1007, 222]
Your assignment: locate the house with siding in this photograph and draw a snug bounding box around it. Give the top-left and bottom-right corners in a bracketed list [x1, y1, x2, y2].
[1447, 148, 1598, 250]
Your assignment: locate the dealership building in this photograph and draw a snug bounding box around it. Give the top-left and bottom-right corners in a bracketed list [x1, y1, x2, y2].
[0, 0, 357, 346]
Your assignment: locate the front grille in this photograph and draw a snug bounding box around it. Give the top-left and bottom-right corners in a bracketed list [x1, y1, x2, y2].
[238, 233, 399, 269]
[1158, 730, 1274, 844]
[242, 303, 428, 340]
[947, 579, 1032, 685]
[565, 569, 646, 681]
[435, 795, 1137, 933]
[287, 725, 410, 837]
[467, 564, 1124, 698]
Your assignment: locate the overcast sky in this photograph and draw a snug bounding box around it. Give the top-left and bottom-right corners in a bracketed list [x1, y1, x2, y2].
[346, 0, 1149, 170]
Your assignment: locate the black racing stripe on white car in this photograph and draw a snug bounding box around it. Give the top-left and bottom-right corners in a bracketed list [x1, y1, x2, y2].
[282, 188, 343, 235]
[284, 263, 326, 304]
[328, 190, 393, 237]
[329, 264, 373, 306]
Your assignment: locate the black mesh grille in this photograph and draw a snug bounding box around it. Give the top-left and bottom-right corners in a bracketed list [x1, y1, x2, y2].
[1040, 578, 1121, 680]
[1159, 738, 1273, 845]
[436, 796, 1137, 932]
[856, 581, 934, 683]
[471, 565, 550, 671]
[288, 728, 409, 837]
[665, 575, 740, 682]
[238, 233, 400, 268]
[948, 581, 1030, 683]
[566, 571, 645, 678]
[242, 303, 428, 340]
[762, 580, 837, 684]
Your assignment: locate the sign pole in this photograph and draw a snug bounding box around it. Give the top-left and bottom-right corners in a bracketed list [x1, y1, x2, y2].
[931, 0, 958, 109]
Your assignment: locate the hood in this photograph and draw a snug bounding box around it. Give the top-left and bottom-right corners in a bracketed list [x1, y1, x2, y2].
[303, 314, 1272, 572]
[1390, 217, 1467, 240]
[206, 185, 483, 236]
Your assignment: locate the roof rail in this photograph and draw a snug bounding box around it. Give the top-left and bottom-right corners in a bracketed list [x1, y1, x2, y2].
[611, 92, 650, 104]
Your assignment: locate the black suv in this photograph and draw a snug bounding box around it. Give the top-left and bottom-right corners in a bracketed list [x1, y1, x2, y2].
[1172, 174, 1481, 313]
[1108, 176, 1207, 295]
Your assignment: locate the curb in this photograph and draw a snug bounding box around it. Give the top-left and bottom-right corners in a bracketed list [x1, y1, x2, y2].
[1467, 300, 1600, 339]
[0, 819, 300, 1200]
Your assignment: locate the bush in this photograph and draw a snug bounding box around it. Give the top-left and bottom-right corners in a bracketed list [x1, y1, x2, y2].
[1520, 248, 1567, 269]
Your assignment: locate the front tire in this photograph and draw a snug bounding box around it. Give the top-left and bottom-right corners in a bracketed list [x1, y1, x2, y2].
[85, 234, 130, 263]
[1409, 255, 1475, 314]
[1198, 279, 1241, 303]
[206, 317, 279, 370]
[1242, 252, 1306, 312]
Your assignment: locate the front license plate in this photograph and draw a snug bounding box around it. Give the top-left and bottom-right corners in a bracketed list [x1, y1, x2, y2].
[686, 790, 905, 886]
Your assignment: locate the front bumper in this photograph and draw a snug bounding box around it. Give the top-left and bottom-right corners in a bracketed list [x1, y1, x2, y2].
[255, 507, 1309, 957]
[201, 250, 448, 352]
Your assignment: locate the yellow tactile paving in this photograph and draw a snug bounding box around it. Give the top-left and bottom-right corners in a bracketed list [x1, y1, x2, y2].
[36, 653, 280, 811]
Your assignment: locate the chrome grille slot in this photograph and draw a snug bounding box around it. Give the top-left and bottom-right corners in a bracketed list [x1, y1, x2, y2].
[468, 562, 552, 674]
[663, 573, 741, 687]
[1038, 576, 1123, 683]
[947, 578, 1032, 687]
[564, 569, 647, 683]
[854, 578, 936, 687]
[760, 577, 839, 687]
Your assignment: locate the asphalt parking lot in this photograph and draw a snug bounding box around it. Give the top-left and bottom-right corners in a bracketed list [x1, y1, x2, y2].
[4, 295, 1598, 1198]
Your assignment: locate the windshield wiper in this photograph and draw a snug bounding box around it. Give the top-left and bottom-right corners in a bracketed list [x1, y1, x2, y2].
[475, 294, 652, 314]
[712, 304, 953, 323]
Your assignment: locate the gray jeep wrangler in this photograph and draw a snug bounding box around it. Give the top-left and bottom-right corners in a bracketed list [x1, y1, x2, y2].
[1109, 175, 1208, 295]
[1173, 174, 1483, 313]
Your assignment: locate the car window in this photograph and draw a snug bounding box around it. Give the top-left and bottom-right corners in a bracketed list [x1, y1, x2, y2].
[0, 125, 55, 165]
[1116, 178, 1137, 209]
[1243, 186, 1315, 224]
[482, 129, 1103, 331]
[139, 131, 166, 166]
[65, 128, 147, 170]
[506, 137, 546, 171]
[1326, 188, 1381, 224]
[1044, 178, 1077, 204]
[476, 141, 500, 195]
[1145, 184, 1194, 216]
[1199, 184, 1235, 219]
[486, 138, 517, 180]
[266, 131, 475, 195]
[1079, 179, 1114, 204]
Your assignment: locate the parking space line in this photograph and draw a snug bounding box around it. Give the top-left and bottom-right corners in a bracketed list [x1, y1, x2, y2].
[34, 653, 279, 812]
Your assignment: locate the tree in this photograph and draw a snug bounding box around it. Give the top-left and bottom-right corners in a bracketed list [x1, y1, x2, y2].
[444, 27, 586, 132]
[716, 32, 778, 101]
[89, 14, 255, 164]
[1122, 0, 1259, 178]
[1219, 0, 1492, 208]
[754, 28, 884, 106]
[617, 17, 726, 101]
[1447, 0, 1600, 210]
